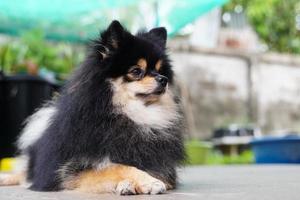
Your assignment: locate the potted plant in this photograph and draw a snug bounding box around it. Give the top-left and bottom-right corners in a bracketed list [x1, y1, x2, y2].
[0, 30, 83, 158]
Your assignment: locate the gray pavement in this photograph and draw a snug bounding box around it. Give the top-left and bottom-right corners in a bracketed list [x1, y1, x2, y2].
[0, 165, 299, 200]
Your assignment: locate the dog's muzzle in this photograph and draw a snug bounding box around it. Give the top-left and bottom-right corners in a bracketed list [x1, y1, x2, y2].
[152, 75, 168, 95]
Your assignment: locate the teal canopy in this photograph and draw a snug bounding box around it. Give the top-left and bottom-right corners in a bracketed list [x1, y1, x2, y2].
[0, 0, 227, 42]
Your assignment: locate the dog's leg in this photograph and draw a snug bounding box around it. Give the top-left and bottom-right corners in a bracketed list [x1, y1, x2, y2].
[63, 164, 168, 195]
[0, 172, 25, 186]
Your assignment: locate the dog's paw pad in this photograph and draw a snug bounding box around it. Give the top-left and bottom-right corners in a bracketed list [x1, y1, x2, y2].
[139, 180, 166, 195]
[115, 179, 136, 195]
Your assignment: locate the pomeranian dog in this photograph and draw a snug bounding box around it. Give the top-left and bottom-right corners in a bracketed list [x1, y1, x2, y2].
[0, 20, 185, 195]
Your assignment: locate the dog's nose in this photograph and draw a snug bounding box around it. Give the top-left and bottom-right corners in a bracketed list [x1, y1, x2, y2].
[155, 75, 168, 87]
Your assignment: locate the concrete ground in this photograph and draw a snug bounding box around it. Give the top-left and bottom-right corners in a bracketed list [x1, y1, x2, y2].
[0, 165, 299, 200]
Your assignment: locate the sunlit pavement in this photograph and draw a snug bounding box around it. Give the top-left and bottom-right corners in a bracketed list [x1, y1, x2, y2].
[1, 165, 299, 200]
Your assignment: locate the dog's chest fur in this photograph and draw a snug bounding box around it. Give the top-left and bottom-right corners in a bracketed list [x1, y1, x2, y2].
[111, 78, 179, 130]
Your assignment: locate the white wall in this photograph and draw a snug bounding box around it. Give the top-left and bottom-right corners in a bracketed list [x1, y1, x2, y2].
[171, 50, 300, 138]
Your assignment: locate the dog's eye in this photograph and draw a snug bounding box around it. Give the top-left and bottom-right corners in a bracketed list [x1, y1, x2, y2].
[130, 67, 144, 78]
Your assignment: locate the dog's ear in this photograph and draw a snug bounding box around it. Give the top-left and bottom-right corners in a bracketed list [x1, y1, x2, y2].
[101, 20, 128, 50]
[149, 27, 167, 48]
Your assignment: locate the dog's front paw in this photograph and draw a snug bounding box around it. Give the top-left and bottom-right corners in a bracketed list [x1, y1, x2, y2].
[136, 179, 166, 195]
[115, 178, 166, 195]
[0, 173, 22, 186]
[115, 179, 136, 195]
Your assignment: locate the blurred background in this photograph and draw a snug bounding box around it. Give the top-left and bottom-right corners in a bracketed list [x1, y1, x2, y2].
[0, 0, 300, 170]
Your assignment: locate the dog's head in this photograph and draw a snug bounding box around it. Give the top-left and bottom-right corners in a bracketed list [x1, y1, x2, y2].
[95, 20, 173, 106]
[89, 20, 179, 128]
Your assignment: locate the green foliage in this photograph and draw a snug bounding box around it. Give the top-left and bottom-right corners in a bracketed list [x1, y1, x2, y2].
[207, 150, 254, 165]
[0, 30, 84, 78]
[184, 140, 254, 165]
[223, 0, 248, 11]
[223, 0, 300, 54]
[185, 140, 212, 165]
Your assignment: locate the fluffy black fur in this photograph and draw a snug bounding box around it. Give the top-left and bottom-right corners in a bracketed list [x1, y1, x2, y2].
[23, 21, 185, 191]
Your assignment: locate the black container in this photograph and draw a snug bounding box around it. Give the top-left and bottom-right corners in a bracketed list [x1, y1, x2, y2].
[213, 127, 255, 138]
[0, 74, 60, 158]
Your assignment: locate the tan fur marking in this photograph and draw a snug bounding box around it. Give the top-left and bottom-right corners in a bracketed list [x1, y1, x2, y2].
[155, 60, 162, 71]
[125, 73, 136, 81]
[144, 96, 159, 105]
[111, 39, 118, 49]
[100, 52, 107, 59]
[137, 58, 147, 71]
[63, 164, 169, 194]
[138, 76, 160, 104]
[139, 75, 155, 85]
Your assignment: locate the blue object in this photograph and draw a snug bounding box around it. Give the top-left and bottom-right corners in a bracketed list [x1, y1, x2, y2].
[0, 0, 228, 42]
[250, 135, 300, 164]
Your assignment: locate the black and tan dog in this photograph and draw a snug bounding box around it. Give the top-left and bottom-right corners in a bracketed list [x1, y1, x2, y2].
[0, 20, 185, 195]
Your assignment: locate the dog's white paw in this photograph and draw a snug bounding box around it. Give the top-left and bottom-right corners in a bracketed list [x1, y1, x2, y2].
[0, 173, 24, 186]
[138, 179, 166, 195]
[0, 176, 4, 186]
[0, 174, 17, 186]
[115, 178, 166, 195]
[115, 179, 136, 195]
